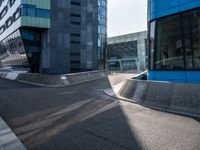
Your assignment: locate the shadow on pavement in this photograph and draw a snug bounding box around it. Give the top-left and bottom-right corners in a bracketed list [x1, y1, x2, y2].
[0, 76, 142, 150]
[0, 78, 40, 90]
[194, 117, 200, 123]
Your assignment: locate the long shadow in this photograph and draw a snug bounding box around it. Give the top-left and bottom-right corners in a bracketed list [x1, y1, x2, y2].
[0, 76, 142, 150]
[0, 77, 41, 90]
[193, 117, 200, 123]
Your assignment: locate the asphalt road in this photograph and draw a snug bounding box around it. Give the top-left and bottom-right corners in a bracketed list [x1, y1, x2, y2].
[0, 74, 200, 150]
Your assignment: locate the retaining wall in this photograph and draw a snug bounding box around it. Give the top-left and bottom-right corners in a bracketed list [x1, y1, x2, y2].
[16, 70, 108, 87]
[118, 79, 200, 117]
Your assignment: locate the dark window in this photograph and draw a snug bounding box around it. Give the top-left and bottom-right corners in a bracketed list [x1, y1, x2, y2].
[71, 41, 80, 44]
[13, 8, 21, 21]
[71, 13, 81, 18]
[71, 33, 80, 37]
[0, 25, 5, 34]
[71, 60, 80, 63]
[71, 1, 81, 6]
[21, 30, 40, 48]
[5, 17, 13, 28]
[0, 6, 8, 20]
[10, 0, 16, 7]
[71, 68, 80, 73]
[71, 21, 81, 25]
[71, 53, 80, 56]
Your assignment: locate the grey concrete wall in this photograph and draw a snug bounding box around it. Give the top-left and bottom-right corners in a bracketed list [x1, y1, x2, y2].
[16, 70, 108, 87]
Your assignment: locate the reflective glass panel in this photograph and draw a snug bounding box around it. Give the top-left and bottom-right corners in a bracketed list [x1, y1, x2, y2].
[191, 9, 200, 69]
[155, 14, 184, 70]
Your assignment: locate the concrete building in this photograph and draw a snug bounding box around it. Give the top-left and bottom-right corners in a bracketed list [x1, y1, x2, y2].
[0, 0, 107, 74]
[148, 0, 200, 83]
[107, 31, 147, 72]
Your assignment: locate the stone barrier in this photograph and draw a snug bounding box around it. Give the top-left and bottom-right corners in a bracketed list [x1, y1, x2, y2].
[167, 83, 200, 116]
[16, 70, 108, 87]
[17, 74, 65, 87]
[142, 81, 173, 110]
[65, 71, 107, 85]
[117, 79, 200, 117]
[118, 79, 149, 104]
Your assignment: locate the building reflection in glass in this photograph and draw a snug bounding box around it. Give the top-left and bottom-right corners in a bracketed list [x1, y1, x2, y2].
[98, 0, 107, 69]
[0, 30, 30, 72]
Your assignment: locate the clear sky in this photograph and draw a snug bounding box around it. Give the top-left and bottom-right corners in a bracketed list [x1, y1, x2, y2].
[107, 0, 147, 37]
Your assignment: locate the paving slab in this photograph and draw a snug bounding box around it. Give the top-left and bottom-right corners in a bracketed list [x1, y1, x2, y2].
[0, 117, 26, 150]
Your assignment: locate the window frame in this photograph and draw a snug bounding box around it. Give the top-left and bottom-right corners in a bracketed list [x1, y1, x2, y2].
[149, 7, 200, 71]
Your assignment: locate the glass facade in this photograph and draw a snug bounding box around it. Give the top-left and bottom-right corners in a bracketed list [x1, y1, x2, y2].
[0, 30, 29, 71]
[149, 8, 200, 71]
[98, 0, 107, 69]
[0, 0, 107, 74]
[0, 29, 42, 72]
[107, 41, 138, 59]
[0, 1, 50, 73]
[20, 4, 50, 18]
[21, 29, 41, 73]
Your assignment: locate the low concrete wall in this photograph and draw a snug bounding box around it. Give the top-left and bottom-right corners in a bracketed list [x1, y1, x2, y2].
[17, 74, 67, 87]
[16, 70, 108, 87]
[118, 80, 148, 104]
[118, 79, 200, 117]
[65, 71, 107, 85]
[143, 82, 173, 110]
[167, 83, 200, 116]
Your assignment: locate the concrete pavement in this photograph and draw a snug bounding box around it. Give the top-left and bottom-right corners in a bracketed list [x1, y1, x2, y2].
[0, 74, 199, 150]
[0, 117, 26, 150]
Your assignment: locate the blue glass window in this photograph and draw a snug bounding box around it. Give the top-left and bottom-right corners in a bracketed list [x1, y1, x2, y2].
[27, 5, 35, 17]
[36, 9, 50, 18]
[20, 4, 50, 18]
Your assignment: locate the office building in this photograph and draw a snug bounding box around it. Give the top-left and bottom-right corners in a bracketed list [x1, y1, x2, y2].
[148, 0, 200, 83]
[107, 31, 147, 72]
[0, 0, 107, 74]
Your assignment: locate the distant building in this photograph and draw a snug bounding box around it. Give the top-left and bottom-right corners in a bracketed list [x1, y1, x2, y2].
[0, 0, 107, 74]
[107, 31, 147, 72]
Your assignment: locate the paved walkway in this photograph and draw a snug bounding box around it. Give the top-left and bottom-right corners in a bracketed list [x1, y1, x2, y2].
[0, 74, 199, 150]
[0, 117, 26, 150]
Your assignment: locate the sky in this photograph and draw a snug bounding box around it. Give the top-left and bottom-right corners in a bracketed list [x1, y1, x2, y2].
[107, 0, 147, 37]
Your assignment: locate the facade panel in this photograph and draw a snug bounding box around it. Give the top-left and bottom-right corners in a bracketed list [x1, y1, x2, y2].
[0, 0, 107, 74]
[149, 0, 200, 20]
[148, 0, 200, 83]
